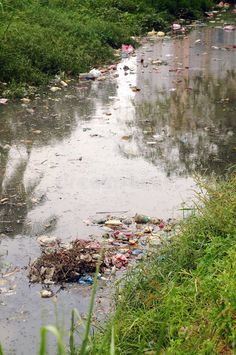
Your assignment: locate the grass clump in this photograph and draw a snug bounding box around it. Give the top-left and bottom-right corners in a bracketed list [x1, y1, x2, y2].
[90, 172, 236, 354]
[0, 0, 214, 97]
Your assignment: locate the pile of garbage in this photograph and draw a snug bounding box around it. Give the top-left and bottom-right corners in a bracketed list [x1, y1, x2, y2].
[29, 239, 109, 284]
[29, 213, 179, 287]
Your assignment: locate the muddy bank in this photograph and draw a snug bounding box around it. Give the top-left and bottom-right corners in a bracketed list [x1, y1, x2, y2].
[0, 23, 236, 354]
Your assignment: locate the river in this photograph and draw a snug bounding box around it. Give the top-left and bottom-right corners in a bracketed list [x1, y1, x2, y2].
[0, 24, 236, 354]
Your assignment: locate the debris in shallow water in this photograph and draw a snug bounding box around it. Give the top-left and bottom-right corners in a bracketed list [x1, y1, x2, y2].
[0, 98, 8, 105]
[134, 214, 151, 224]
[40, 289, 54, 298]
[112, 254, 129, 268]
[121, 44, 134, 56]
[28, 239, 107, 284]
[50, 86, 61, 92]
[89, 68, 101, 78]
[78, 275, 93, 285]
[172, 23, 181, 31]
[37, 235, 59, 247]
[223, 25, 235, 31]
[60, 80, 68, 87]
[0, 198, 9, 204]
[29, 212, 180, 285]
[131, 86, 141, 92]
[105, 220, 123, 227]
[20, 98, 31, 104]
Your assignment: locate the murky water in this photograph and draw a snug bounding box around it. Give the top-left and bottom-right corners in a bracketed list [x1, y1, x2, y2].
[0, 26, 236, 354]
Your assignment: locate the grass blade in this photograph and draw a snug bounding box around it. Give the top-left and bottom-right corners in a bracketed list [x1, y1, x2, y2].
[69, 309, 75, 355]
[80, 253, 103, 355]
[43, 325, 66, 355]
[110, 326, 115, 355]
[39, 327, 47, 355]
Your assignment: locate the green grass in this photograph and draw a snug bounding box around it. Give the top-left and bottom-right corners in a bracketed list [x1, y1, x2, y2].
[90, 171, 236, 354]
[0, 0, 214, 97]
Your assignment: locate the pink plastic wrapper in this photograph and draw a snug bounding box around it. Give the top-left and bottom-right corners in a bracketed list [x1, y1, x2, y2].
[121, 44, 134, 54]
[224, 25, 235, 31]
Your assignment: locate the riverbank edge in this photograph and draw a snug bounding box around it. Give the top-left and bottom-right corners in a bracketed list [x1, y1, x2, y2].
[88, 170, 236, 354]
[0, 0, 215, 99]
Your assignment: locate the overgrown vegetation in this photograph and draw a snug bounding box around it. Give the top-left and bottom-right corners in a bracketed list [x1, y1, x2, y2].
[0, 0, 214, 97]
[90, 170, 236, 354]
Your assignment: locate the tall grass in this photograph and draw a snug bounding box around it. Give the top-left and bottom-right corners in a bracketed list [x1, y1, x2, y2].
[90, 171, 236, 354]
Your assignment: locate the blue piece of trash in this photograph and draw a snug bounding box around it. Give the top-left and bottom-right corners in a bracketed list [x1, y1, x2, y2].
[78, 275, 93, 285]
[132, 249, 143, 256]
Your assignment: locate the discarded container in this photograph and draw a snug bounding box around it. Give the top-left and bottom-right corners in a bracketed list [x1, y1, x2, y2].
[157, 31, 165, 37]
[78, 275, 93, 285]
[105, 219, 123, 227]
[134, 214, 151, 224]
[89, 68, 101, 78]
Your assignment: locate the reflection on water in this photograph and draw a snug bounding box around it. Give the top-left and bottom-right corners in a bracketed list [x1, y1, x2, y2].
[0, 81, 117, 235]
[130, 27, 236, 176]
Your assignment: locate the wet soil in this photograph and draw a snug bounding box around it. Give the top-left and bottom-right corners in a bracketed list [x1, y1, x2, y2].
[0, 25, 236, 354]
